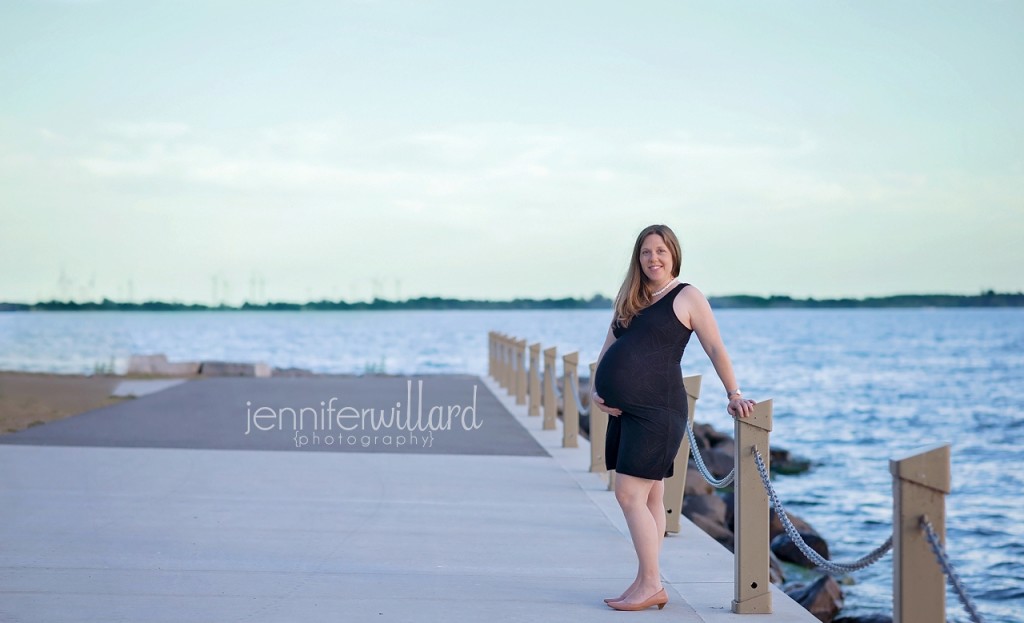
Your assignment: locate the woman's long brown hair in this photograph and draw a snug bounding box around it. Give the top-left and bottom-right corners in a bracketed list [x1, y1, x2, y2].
[613, 224, 682, 328]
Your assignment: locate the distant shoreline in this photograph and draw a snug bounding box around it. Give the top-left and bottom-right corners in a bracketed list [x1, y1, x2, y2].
[2, 290, 1023, 311]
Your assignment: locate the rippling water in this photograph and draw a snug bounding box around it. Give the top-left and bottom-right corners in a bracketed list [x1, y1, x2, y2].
[1, 308, 1021, 621]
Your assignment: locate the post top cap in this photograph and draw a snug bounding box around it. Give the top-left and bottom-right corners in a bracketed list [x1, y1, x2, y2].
[735, 398, 772, 431]
[682, 374, 702, 399]
[889, 443, 951, 493]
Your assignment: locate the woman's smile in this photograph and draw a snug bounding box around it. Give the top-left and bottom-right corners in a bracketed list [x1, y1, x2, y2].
[640, 234, 674, 285]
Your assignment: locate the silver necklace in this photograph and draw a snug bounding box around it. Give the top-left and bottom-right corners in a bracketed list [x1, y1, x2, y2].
[651, 279, 677, 298]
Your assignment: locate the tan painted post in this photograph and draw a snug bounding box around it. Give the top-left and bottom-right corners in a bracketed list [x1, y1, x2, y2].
[509, 336, 519, 398]
[492, 332, 500, 381]
[663, 374, 702, 534]
[508, 336, 519, 398]
[891, 443, 951, 623]
[732, 399, 773, 614]
[492, 333, 500, 385]
[515, 339, 527, 405]
[493, 332, 499, 380]
[487, 332, 493, 378]
[562, 351, 579, 448]
[491, 331, 499, 379]
[588, 361, 606, 472]
[496, 334, 507, 389]
[528, 343, 541, 416]
[503, 335, 515, 395]
[505, 336, 516, 393]
[542, 347, 557, 430]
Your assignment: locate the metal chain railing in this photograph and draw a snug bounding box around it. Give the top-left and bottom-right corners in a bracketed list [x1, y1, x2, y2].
[569, 380, 590, 416]
[544, 367, 593, 416]
[545, 368, 561, 398]
[686, 417, 735, 487]
[920, 517, 985, 623]
[753, 446, 893, 575]
[509, 339, 980, 620]
[546, 366, 594, 417]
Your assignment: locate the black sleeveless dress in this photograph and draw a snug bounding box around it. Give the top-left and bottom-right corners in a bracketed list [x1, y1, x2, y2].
[595, 283, 693, 480]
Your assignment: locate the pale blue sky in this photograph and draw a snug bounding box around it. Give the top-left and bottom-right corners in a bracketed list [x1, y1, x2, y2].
[2, 1, 1021, 304]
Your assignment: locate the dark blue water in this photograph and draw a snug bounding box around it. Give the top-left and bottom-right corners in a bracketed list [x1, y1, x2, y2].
[692, 309, 1024, 623]
[1, 308, 1021, 620]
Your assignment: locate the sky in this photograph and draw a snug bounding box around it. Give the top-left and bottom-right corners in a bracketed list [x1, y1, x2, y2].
[1, 0, 1022, 304]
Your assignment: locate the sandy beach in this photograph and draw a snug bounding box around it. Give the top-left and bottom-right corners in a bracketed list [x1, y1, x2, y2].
[0, 371, 126, 435]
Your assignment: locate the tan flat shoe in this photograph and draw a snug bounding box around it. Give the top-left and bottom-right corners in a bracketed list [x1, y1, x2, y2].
[607, 587, 668, 611]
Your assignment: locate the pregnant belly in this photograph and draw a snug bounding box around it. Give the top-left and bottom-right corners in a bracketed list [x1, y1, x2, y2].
[595, 339, 649, 410]
[595, 337, 683, 412]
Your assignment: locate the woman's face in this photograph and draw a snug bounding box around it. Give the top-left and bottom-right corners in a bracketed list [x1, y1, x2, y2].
[638, 233, 674, 283]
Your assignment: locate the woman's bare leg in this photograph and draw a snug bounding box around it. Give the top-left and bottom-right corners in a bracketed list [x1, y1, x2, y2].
[611, 472, 664, 604]
[609, 477, 667, 601]
[648, 478, 666, 548]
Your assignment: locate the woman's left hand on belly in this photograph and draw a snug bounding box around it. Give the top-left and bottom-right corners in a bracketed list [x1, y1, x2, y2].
[592, 392, 622, 417]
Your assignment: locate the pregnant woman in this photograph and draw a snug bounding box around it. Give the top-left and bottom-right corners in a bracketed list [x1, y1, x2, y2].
[593, 223, 756, 611]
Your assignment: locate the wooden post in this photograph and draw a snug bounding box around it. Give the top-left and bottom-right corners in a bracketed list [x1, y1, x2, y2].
[515, 339, 527, 405]
[542, 347, 557, 430]
[493, 332, 499, 380]
[496, 334, 507, 389]
[732, 399, 773, 614]
[509, 335, 518, 398]
[891, 443, 951, 623]
[509, 336, 519, 399]
[528, 343, 541, 416]
[588, 361, 606, 472]
[487, 332, 494, 379]
[504, 335, 516, 395]
[562, 352, 579, 448]
[663, 374, 702, 534]
[492, 334, 500, 386]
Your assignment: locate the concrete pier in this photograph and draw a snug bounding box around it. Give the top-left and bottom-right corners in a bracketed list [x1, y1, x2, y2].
[0, 375, 816, 622]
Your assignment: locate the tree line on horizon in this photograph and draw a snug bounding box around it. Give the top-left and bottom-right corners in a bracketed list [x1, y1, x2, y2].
[1, 290, 1022, 311]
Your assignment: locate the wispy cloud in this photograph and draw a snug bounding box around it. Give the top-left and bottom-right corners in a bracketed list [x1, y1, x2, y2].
[101, 121, 191, 141]
[57, 119, 1021, 225]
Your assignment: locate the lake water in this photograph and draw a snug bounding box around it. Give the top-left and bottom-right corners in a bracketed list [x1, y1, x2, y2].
[1, 308, 1021, 621]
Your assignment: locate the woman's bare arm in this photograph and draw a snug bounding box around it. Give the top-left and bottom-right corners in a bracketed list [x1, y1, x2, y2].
[675, 286, 755, 418]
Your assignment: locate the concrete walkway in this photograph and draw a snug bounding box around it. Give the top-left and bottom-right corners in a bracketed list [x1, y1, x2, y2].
[1, 375, 543, 456]
[0, 375, 816, 622]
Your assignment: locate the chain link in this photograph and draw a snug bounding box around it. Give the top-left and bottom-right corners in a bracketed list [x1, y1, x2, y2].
[686, 417, 735, 487]
[545, 368, 561, 398]
[544, 367, 591, 416]
[569, 377, 590, 416]
[752, 446, 893, 574]
[920, 517, 985, 623]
